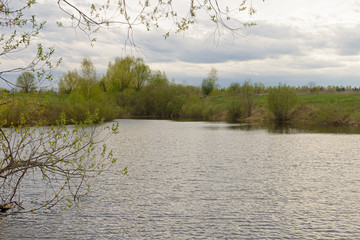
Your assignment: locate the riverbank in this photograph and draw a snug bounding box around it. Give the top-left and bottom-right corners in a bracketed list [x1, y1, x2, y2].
[248, 93, 360, 126]
[1, 92, 359, 127]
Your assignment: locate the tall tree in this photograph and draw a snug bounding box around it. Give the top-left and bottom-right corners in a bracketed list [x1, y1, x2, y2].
[80, 57, 97, 99]
[201, 67, 218, 96]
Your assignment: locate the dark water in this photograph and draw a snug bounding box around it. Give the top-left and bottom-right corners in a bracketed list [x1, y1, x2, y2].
[1, 119, 360, 239]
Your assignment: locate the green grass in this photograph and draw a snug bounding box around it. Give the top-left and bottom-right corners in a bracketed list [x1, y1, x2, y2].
[298, 93, 360, 111]
[254, 95, 267, 107]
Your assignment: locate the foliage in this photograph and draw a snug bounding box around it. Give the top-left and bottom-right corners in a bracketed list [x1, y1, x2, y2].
[16, 72, 36, 93]
[0, 94, 46, 126]
[0, 112, 119, 215]
[0, 1, 60, 88]
[79, 57, 98, 99]
[226, 97, 242, 122]
[266, 84, 298, 122]
[58, 70, 81, 94]
[104, 56, 151, 93]
[58, 57, 104, 101]
[181, 96, 225, 120]
[0, 85, 119, 216]
[201, 68, 218, 96]
[239, 80, 255, 117]
[315, 101, 350, 125]
[225, 81, 255, 120]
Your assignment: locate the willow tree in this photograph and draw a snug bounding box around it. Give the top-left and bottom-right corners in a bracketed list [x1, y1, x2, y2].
[105, 56, 151, 93]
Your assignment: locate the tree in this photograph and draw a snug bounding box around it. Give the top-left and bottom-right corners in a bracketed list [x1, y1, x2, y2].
[79, 57, 98, 99]
[58, 70, 81, 94]
[105, 57, 135, 93]
[133, 58, 151, 91]
[16, 72, 36, 93]
[105, 56, 151, 93]
[58, 58, 102, 100]
[148, 70, 169, 87]
[266, 84, 298, 122]
[201, 68, 218, 96]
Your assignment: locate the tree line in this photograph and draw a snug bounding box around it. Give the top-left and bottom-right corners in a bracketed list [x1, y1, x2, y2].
[8, 55, 360, 127]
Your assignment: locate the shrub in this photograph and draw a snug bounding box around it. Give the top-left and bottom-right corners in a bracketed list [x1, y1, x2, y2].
[239, 81, 255, 117]
[226, 98, 242, 122]
[266, 84, 298, 122]
[315, 101, 350, 125]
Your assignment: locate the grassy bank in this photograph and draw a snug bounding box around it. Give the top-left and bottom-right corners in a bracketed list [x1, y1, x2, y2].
[1, 91, 359, 127]
[177, 92, 360, 126]
[290, 93, 360, 125]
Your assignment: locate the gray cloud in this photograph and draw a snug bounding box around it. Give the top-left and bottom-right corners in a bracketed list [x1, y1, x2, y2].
[139, 22, 305, 64]
[2, 1, 360, 88]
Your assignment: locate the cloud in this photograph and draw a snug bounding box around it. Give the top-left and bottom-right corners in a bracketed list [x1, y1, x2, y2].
[2, 0, 360, 89]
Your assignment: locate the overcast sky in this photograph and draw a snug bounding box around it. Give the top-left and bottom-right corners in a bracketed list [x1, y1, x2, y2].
[2, 0, 360, 88]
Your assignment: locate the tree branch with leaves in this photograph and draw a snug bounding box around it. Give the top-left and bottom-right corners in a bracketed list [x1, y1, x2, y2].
[0, 111, 121, 215]
[0, 0, 61, 88]
[56, 0, 261, 46]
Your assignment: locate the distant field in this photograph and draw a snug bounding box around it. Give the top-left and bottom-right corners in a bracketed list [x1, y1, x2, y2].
[254, 92, 360, 109]
[298, 93, 360, 111]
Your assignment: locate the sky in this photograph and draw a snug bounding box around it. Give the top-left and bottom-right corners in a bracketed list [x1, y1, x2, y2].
[2, 0, 360, 88]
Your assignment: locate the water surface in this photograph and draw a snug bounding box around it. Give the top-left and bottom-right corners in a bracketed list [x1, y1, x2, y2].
[1, 120, 360, 239]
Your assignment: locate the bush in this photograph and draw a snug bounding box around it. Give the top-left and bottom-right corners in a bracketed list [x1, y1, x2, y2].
[267, 84, 298, 122]
[226, 97, 242, 122]
[201, 102, 223, 120]
[239, 81, 255, 117]
[315, 101, 350, 125]
[180, 96, 203, 119]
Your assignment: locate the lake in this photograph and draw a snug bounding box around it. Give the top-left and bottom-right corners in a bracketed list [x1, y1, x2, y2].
[1, 119, 360, 239]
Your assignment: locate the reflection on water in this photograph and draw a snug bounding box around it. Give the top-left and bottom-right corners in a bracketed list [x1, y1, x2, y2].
[227, 122, 360, 134]
[1, 119, 360, 239]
